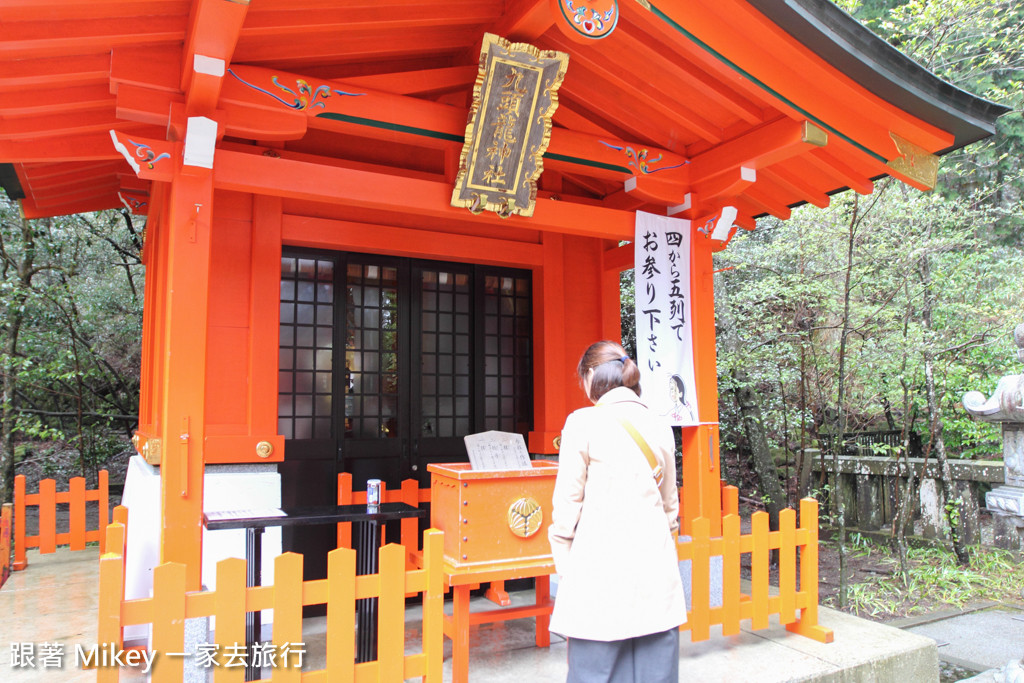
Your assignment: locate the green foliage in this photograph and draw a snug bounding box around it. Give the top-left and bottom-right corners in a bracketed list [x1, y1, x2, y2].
[827, 538, 1023, 617]
[709, 0, 1022, 482]
[0, 196, 143, 482]
[620, 268, 636, 358]
[715, 185, 1023, 466]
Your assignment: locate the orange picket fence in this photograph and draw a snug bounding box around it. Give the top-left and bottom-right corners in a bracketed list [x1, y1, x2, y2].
[678, 494, 833, 643]
[96, 505, 445, 682]
[13, 470, 109, 570]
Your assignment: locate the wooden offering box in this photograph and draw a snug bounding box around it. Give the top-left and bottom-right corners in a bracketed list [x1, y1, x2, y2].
[428, 461, 557, 569]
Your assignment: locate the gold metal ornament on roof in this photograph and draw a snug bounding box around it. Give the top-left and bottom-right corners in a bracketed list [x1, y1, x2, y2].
[887, 132, 939, 190]
[507, 497, 543, 538]
[451, 33, 569, 219]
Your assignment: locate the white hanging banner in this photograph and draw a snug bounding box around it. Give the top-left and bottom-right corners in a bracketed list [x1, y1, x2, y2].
[634, 211, 699, 425]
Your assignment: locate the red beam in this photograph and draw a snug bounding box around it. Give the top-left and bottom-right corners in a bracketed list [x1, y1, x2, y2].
[32, 182, 121, 208]
[0, 1, 187, 22]
[0, 125, 161, 163]
[21, 160, 116, 183]
[0, 54, 110, 92]
[0, 85, 112, 117]
[760, 166, 830, 209]
[742, 183, 792, 220]
[20, 193, 119, 219]
[181, 0, 250, 112]
[213, 147, 636, 240]
[0, 108, 119, 141]
[282, 216, 544, 268]
[806, 148, 873, 195]
[341, 65, 477, 96]
[611, 29, 763, 127]
[242, 3, 502, 36]
[689, 117, 826, 181]
[230, 27, 471, 66]
[0, 16, 186, 60]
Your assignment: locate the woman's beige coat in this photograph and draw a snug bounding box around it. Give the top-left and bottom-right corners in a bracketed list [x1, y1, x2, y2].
[548, 386, 687, 641]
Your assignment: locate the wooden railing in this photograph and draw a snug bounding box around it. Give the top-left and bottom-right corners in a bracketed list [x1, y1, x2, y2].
[97, 505, 445, 682]
[678, 495, 833, 643]
[13, 470, 109, 570]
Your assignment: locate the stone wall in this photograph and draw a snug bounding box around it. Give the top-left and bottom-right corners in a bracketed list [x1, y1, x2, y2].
[813, 454, 1003, 542]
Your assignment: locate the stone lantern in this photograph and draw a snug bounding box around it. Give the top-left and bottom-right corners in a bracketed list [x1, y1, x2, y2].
[962, 322, 1024, 551]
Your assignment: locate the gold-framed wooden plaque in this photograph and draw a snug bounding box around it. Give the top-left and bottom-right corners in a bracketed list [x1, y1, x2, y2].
[451, 33, 569, 218]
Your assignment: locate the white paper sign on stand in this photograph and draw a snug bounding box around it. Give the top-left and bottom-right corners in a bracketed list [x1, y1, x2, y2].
[464, 431, 532, 470]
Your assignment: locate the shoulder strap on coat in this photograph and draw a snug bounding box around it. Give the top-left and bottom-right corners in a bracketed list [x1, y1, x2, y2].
[616, 417, 664, 486]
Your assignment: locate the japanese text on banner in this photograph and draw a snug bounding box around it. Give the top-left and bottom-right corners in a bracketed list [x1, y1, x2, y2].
[634, 211, 698, 425]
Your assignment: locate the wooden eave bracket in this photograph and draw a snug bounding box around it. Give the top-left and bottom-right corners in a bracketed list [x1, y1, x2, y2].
[599, 118, 829, 215]
[186, 54, 226, 115]
[180, 0, 250, 96]
[688, 118, 827, 181]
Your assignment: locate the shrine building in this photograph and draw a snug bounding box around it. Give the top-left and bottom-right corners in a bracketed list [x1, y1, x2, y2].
[0, 0, 1007, 593]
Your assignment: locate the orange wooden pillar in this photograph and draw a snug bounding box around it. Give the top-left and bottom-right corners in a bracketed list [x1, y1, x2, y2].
[529, 232, 568, 454]
[601, 243, 632, 343]
[681, 229, 722, 536]
[156, 167, 215, 590]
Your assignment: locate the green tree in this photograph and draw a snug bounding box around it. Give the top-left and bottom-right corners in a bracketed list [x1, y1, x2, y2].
[0, 197, 143, 503]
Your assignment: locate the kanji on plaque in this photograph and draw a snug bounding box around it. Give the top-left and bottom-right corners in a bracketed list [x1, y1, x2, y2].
[451, 33, 568, 219]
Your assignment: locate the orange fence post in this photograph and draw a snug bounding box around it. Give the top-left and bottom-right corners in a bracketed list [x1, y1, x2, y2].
[721, 484, 739, 517]
[13, 475, 26, 570]
[213, 557, 247, 683]
[786, 498, 834, 643]
[337, 472, 353, 549]
[378, 544, 406, 680]
[98, 469, 109, 552]
[96, 521, 126, 683]
[1, 503, 11, 588]
[69, 477, 87, 551]
[38, 478, 56, 555]
[273, 552, 304, 682]
[104, 522, 126, 584]
[422, 529, 444, 683]
[688, 517, 711, 641]
[326, 545, 356, 681]
[721, 513, 741, 636]
[150, 562, 187, 683]
[399, 478, 420, 556]
[778, 508, 796, 625]
[750, 511, 769, 630]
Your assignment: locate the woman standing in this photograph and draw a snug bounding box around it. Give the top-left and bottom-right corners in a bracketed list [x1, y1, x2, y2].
[549, 340, 687, 683]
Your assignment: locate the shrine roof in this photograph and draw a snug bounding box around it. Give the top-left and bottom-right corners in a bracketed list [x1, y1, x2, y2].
[0, 0, 1010, 236]
[749, 0, 1007, 152]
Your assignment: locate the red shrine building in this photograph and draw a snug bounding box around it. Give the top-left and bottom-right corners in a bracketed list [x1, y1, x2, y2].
[0, 0, 1007, 593]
